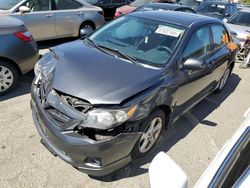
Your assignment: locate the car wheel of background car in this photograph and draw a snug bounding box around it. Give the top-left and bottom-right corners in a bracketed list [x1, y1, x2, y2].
[0, 61, 18, 96]
[215, 67, 231, 93]
[132, 109, 166, 158]
[79, 22, 95, 37]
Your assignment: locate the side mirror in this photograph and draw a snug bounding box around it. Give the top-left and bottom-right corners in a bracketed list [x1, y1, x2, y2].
[149, 152, 188, 188]
[182, 58, 206, 70]
[19, 6, 30, 14]
[223, 18, 228, 23]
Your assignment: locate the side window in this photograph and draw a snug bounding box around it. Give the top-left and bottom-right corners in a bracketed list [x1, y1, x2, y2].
[211, 25, 229, 49]
[55, 0, 83, 10]
[24, 0, 52, 12]
[183, 27, 211, 60]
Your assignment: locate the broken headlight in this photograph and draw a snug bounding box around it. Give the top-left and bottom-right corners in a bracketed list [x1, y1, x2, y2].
[84, 106, 137, 130]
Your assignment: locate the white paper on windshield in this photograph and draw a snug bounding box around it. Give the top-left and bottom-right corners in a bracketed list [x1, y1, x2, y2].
[155, 25, 183, 37]
[217, 5, 225, 9]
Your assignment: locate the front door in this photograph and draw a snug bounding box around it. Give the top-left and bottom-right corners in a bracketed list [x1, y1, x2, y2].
[171, 26, 215, 119]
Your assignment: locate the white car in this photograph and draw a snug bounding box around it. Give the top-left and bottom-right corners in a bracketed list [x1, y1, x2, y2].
[149, 107, 250, 188]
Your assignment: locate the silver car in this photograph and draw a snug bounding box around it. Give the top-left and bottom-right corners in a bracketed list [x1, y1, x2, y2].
[0, 0, 105, 41]
[226, 7, 250, 62]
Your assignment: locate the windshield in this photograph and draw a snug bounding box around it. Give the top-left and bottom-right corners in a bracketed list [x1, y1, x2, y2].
[0, 0, 21, 10]
[178, 0, 200, 10]
[197, 2, 226, 16]
[89, 15, 185, 67]
[228, 11, 250, 26]
[131, 0, 153, 7]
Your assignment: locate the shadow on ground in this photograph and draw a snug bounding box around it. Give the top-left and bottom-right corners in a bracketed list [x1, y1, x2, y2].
[91, 73, 241, 182]
[0, 71, 34, 101]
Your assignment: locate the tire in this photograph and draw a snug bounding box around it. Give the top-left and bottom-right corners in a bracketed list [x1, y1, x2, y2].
[79, 22, 95, 37]
[215, 67, 231, 93]
[132, 109, 166, 158]
[0, 61, 18, 96]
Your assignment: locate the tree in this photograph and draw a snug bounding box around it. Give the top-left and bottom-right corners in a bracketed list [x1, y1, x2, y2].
[239, 0, 250, 4]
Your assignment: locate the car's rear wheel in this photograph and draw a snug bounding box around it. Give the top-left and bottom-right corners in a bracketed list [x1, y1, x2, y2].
[215, 67, 231, 93]
[132, 109, 166, 158]
[79, 22, 95, 37]
[0, 61, 18, 96]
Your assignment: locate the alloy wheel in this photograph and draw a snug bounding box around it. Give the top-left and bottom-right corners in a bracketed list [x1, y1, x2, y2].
[139, 117, 163, 153]
[219, 68, 230, 90]
[80, 24, 94, 36]
[0, 65, 14, 92]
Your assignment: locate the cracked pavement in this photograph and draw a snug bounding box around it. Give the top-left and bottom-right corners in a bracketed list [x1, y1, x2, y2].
[0, 45, 249, 187]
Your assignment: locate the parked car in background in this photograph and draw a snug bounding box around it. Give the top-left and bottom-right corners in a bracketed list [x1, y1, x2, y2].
[197, 1, 238, 20]
[85, 0, 131, 20]
[178, 0, 201, 10]
[114, 0, 176, 18]
[135, 3, 196, 13]
[226, 7, 250, 63]
[0, 16, 38, 95]
[31, 11, 237, 176]
[149, 107, 250, 188]
[0, 0, 105, 41]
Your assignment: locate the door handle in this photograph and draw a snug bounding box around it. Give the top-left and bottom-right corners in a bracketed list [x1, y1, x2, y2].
[46, 13, 54, 17]
[77, 12, 83, 15]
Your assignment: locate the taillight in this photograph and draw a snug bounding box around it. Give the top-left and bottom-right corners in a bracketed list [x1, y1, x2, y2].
[14, 31, 33, 42]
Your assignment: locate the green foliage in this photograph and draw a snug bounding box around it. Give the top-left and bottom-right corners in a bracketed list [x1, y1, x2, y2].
[240, 0, 250, 4]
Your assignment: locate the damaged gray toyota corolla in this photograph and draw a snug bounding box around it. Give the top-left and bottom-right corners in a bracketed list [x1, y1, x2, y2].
[31, 11, 236, 176]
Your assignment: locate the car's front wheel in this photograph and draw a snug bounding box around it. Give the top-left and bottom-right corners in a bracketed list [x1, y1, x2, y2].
[0, 61, 18, 96]
[132, 109, 166, 158]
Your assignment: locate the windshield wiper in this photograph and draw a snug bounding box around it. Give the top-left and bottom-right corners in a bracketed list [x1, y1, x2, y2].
[85, 38, 110, 55]
[98, 45, 141, 66]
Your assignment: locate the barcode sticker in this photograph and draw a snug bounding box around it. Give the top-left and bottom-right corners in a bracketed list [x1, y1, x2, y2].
[155, 25, 183, 37]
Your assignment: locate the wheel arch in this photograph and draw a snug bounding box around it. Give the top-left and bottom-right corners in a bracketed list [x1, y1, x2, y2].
[79, 20, 96, 31]
[0, 57, 22, 75]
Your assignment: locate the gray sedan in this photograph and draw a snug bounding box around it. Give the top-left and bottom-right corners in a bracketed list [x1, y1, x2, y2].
[0, 16, 38, 95]
[0, 0, 105, 41]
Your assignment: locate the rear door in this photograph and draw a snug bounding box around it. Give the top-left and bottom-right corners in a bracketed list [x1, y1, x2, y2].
[208, 24, 232, 84]
[54, 0, 84, 37]
[12, 0, 56, 41]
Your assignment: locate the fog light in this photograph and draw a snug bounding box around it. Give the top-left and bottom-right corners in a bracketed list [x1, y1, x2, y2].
[85, 157, 102, 168]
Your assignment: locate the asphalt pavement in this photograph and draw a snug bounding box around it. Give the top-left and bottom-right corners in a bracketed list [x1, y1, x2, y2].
[0, 39, 249, 188]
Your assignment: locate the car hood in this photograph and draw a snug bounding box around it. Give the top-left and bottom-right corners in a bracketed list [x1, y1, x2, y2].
[51, 40, 163, 105]
[226, 23, 250, 42]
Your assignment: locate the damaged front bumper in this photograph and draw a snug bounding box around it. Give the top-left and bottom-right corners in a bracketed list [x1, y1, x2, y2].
[30, 82, 141, 176]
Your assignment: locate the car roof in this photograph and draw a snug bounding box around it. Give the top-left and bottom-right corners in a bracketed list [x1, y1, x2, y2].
[129, 10, 220, 27]
[142, 3, 186, 9]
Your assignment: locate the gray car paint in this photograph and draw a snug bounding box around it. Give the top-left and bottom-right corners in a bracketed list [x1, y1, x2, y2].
[52, 40, 163, 105]
[0, 0, 105, 41]
[31, 11, 236, 176]
[0, 16, 38, 74]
